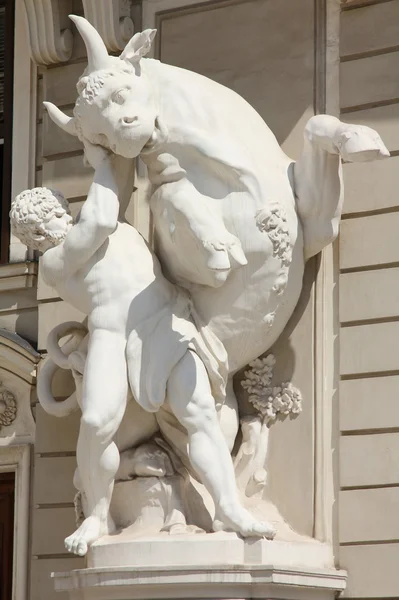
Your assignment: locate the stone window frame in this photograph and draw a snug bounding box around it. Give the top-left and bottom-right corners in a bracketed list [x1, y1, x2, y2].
[0, 444, 31, 600]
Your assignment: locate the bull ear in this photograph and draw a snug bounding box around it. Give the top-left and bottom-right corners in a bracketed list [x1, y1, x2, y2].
[43, 102, 78, 137]
[120, 29, 157, 63]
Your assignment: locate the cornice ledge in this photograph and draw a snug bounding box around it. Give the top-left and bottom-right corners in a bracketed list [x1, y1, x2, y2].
[23, 0, 74, 65]
[0, 261, 37, 292]
[82, 0, 134, 53]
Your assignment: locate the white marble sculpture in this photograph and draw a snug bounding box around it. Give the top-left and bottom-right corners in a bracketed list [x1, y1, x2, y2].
[11, 15, 389, 557]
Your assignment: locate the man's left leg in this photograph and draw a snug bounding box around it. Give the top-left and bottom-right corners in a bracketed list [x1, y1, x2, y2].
[167, 349, 275, 538]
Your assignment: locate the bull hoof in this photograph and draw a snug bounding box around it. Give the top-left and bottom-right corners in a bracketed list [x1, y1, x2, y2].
[335, 123, 390, 163]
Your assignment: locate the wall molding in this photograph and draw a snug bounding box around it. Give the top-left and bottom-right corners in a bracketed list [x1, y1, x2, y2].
[23, 0, 136, 62]
[313, 0, 341, 548]
[0, 262, 37, 292]
[23, 0, 74, 65]
[82, 1, 135, 53]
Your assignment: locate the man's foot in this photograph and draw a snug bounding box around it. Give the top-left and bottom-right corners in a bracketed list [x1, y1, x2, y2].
[64, 516, 108, 556]
[214, 504, 276, 539]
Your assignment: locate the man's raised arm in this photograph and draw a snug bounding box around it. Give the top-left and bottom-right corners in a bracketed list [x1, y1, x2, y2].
[59, 145, 119, 275]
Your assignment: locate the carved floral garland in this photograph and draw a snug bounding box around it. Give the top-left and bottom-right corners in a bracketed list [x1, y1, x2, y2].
[255, 205, 292, 296]
[241, 355, 302, 422]
[0, 385, 17, 430]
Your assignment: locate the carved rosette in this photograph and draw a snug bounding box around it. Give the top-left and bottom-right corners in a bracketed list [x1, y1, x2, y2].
[0, 385, 17, 430]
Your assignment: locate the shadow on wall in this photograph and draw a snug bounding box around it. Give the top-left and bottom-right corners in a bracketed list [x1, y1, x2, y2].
[159, 0, 315, 158]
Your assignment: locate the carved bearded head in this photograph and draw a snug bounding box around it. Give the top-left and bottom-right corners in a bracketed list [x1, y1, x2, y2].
[43, 16, 162, 159]
[10, 188, 72, 252]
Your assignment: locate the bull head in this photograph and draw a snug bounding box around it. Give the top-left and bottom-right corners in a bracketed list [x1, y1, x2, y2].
[43, 15, 157, 155]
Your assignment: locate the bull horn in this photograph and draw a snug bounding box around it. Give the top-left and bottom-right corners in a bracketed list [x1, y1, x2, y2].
[69, 14, 109, 73]
[43, 102, 78, 137]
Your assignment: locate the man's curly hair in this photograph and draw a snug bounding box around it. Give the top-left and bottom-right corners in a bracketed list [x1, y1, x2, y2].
[10, 187, 70, 251]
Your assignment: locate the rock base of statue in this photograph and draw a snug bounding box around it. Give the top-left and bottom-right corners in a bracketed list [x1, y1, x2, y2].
[52, 533, 346, 600]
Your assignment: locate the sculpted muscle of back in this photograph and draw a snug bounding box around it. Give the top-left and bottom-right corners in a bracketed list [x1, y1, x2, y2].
[45, 15, 389, 374]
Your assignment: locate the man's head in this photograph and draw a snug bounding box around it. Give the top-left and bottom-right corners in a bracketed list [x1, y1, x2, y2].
[10, 187, 72, 252]
[43, 16, 161, 159]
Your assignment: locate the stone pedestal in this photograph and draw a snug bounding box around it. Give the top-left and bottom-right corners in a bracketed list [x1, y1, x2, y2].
[52, 533, 346, 599]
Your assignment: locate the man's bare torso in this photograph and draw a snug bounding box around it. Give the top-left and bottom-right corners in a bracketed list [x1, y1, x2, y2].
[42, 222, 175, 335]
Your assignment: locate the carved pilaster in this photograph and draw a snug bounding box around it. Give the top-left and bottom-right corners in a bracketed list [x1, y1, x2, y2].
[82, 0, 134, 52]
[23, 0, 73, 65]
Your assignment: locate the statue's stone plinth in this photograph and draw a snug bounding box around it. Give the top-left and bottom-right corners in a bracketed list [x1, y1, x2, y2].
[52, 533, 346, 600]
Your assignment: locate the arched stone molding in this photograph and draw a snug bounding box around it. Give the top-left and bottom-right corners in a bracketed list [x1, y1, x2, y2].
[0, 330, 39, 600]
[23, 0, 74, 65]
[82, 0, 135, 52]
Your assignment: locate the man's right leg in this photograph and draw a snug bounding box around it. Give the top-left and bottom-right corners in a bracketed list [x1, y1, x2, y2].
[64, 329, 128, 556]
[167, 349, 275, 538]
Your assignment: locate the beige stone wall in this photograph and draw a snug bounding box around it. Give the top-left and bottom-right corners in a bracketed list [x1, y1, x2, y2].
[339, 0, 399, 596]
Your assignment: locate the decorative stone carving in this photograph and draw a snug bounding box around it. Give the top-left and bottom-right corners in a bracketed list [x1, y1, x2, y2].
[256, 207, 292, 300]
[0, 330, 38, 443]
[12, 15, 389, 559]
[82, 0, 134, 52]
[241, 355, 302, 421]
[0, 385, 17, 430]
[23, 0, 73, 65]
[233, 356, 302, 500]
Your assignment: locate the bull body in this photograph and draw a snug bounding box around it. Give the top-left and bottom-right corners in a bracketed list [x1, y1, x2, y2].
[141, 58, 303, 373]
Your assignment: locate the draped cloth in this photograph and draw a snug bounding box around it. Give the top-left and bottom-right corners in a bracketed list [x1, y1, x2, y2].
[126, 289, 228, 414]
